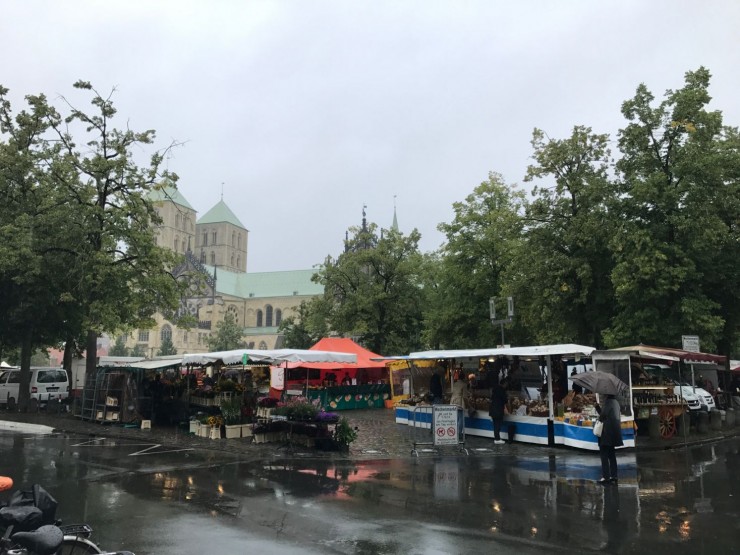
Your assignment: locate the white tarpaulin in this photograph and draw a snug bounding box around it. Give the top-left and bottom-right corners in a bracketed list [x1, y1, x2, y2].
[182, 348, 357, 366]
[408, 344, 595, 360]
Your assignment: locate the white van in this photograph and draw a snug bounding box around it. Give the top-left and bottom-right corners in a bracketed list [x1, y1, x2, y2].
[678, 382, 715, 411]
[673, 384, 702, 411]
[0, 367, 70, 406]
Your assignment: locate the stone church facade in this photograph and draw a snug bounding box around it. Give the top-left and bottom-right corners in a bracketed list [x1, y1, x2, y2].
[118, 186, 322, 357]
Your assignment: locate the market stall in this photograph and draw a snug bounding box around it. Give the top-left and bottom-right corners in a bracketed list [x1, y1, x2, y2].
[279, 338, 390, 410]
[79, 358, 185, 425]
[182, 348, 358, 442]
[391, 344, 636, 451]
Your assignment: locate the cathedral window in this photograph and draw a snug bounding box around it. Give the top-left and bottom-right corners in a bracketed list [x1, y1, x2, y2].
[275, 309, 282, 326]
[265, 305, 273, 327]
[160, 325, 172, 342]
[256, 310, 263, 327]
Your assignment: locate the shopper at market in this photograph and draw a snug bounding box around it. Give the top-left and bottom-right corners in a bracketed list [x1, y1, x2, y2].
[450, 372, 471, 409]
[595, 394, 623, 485]
[489, 378, 508, 445]
[429, 369, 444, 404]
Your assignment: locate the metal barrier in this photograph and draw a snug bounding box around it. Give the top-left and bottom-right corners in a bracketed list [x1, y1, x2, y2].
[410, 404, 468, 456]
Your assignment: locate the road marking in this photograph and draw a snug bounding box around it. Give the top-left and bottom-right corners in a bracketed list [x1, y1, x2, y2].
[69, 438, 194, 456]
[129, 444, 195, 456]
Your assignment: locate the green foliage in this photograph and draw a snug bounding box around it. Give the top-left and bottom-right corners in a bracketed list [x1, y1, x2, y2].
[157, 336, 177, 356]
[516, 126, 616, 347]
[219, 397, 242, 425]
[334, 417, 358, 446]
[278, 299, 329, 349]
[424, 173, 526, 348]
[206, 312, 244, 351]
[0, 81, 186, 408]
[273, 397, 319, 421]
[130, 343, 146, 358]
[313, 225, 425, 354]
[109, 336, 130, 357]
[606, 67, 735, 351]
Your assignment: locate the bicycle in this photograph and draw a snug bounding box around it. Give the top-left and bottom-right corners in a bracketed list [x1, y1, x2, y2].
[0, 480, 133, 555]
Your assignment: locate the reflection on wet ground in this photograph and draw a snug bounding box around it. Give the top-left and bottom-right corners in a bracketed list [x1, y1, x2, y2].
[109, 438, 739, 554]
[1, 432, 738, 554]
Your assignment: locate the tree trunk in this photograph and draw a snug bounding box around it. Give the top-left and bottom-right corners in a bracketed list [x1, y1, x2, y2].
[18, 332, 33, 412]
[85, 330, 98, 388]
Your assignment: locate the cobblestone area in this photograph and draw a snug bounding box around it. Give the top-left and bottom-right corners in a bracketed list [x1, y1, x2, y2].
[1, 407, 737, 462]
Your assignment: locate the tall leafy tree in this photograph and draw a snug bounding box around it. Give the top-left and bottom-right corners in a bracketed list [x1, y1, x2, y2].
[313, 224, 425, 355]
[108, 336, 129, 357]
[0, 86, 84, 408]
[278, 299, 329, 349]
[516, 126, 615, 346]
[0, 82, 186, 408]
[157, 336, 177, 356]
[425, 173, 525, 348]
[607, 67, 739, 353]
[44, 81, 186, 384]
[206, 312, 245, 351]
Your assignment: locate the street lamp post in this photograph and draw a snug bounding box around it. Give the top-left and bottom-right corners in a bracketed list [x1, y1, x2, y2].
[489, 297, 514, 347]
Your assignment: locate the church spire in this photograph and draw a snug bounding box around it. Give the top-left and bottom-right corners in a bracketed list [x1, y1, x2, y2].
[391, 195, 399, 232]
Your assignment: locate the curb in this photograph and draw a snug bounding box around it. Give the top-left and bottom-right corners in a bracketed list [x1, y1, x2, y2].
[0, 420, 55, 435]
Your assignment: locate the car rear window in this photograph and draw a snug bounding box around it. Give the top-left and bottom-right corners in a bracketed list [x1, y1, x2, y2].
[37, 370, 68, 383]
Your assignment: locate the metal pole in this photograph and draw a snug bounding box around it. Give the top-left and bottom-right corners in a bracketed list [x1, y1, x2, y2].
[500, 323, 505, 346]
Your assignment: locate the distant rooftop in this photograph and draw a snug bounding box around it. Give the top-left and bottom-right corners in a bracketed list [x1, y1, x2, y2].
[147, 185, 195, 211]
[204, 266, 323, 298]
[197, 199, 246, 229]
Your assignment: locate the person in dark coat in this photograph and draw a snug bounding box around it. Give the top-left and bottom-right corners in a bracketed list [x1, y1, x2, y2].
[595, 394, 624, 484]
[489, 378, 508, 445]
[429, 369, 444, 404]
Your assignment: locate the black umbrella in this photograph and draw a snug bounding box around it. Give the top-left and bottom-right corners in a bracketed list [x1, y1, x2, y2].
[571, 371, 628, 396]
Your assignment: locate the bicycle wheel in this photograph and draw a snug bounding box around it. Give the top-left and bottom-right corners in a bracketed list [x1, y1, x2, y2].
[59, 537, 103, 554]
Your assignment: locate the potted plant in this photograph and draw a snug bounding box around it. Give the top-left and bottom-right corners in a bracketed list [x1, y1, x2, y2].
[333, 417, 358, 452]
[220, 397, 242, 439]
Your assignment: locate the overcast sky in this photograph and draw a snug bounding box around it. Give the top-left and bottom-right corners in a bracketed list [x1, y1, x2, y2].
[3, 1, 738, 272]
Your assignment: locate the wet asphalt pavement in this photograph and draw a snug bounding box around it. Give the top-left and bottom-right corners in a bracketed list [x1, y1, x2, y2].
[1, 409, 739, 554]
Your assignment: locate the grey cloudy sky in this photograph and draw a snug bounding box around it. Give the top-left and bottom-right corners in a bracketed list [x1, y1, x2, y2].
[3, 1, 739, 272]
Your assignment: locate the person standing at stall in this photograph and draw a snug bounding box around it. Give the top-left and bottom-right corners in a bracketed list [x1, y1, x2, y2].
[429, 369, 444, 404]
[595, 394, 623, 484]
[489, 378, 508, 445]
[450, 372, 470, 409]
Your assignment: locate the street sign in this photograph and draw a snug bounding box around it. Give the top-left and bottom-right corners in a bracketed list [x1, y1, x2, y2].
[433, 405, 460, 446]
[489, 298, 496, 320]
[682, 335, 700, 353]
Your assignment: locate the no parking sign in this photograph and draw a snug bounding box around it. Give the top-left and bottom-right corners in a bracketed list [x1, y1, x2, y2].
[433, 405, 460, 446]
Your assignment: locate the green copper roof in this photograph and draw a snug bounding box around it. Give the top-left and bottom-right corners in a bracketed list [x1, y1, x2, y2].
[205, 266, 324, 298]
[197, 200, 246, 229]
[147, 185, 194, 210]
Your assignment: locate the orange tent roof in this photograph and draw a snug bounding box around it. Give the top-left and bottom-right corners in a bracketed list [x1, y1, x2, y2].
[286, 338, 386, 370]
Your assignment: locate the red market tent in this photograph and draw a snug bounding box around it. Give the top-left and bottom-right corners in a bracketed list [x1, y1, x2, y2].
[287, 338, 386, 370]
[282, 338, 387, 386]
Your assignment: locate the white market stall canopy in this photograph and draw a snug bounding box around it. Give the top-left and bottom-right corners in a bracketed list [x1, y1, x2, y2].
[182, 348, 357, 366]
[408, 344, 595, 360]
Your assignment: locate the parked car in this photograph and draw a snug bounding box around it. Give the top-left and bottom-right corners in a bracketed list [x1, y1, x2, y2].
[0, 367, 70, 406]
[678, 382, 715, 411]
[673, 384, 702, 411]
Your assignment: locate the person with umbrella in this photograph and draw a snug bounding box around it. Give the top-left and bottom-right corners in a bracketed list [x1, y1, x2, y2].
[595, 393, 624, 485]
[571, 371, 627, 485]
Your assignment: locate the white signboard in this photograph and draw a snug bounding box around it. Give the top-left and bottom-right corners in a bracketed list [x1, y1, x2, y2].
[270, 366, 285, 390]
[433, 405, 460, 446]
[682, 335, 700, 353]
